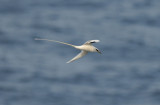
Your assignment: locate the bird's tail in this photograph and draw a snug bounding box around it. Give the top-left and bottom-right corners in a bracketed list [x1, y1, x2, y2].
[35, 38, 76, 48]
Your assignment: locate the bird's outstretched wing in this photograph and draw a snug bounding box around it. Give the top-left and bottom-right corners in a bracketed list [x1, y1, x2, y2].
[67, 51, 88, 63]
[83, 40, 100, 45]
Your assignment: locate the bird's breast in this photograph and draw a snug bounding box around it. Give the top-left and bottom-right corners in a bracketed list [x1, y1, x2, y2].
[75, 45, 96, 52]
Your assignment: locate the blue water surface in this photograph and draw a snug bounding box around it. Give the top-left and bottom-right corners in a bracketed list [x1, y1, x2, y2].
[0, 0, 160, 105]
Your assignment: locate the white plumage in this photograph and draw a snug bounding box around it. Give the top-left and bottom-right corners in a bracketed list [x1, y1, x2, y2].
[35, 38, 101, 63]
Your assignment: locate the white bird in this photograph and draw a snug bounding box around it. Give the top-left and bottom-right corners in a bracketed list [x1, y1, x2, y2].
[35, 38, 101, 63]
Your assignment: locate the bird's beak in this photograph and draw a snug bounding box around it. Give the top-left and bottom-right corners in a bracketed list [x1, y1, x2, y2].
[97, 50, 101, 54]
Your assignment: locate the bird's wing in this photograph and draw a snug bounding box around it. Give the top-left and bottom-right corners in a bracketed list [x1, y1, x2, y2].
[67, 51, 88, 63]
[83, 40, 100, 45]
[35, 38, 76, 48]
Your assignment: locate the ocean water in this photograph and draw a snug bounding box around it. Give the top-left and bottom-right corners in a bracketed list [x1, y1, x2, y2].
[0, 0, 160, 105]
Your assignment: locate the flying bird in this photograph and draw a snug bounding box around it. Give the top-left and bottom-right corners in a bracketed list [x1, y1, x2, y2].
[35, 38, 101, 63]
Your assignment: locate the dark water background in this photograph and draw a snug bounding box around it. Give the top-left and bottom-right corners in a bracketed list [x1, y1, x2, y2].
[1, 0, 160, 105]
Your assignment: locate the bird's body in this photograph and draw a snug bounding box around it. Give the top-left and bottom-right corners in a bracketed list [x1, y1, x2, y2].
[75, 45, 97, 52]
[35, 38, 101, 63]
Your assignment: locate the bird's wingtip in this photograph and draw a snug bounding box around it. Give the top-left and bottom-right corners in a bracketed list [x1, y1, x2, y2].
[95, 40, 100, 42]
[66, 61, 70, 63]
